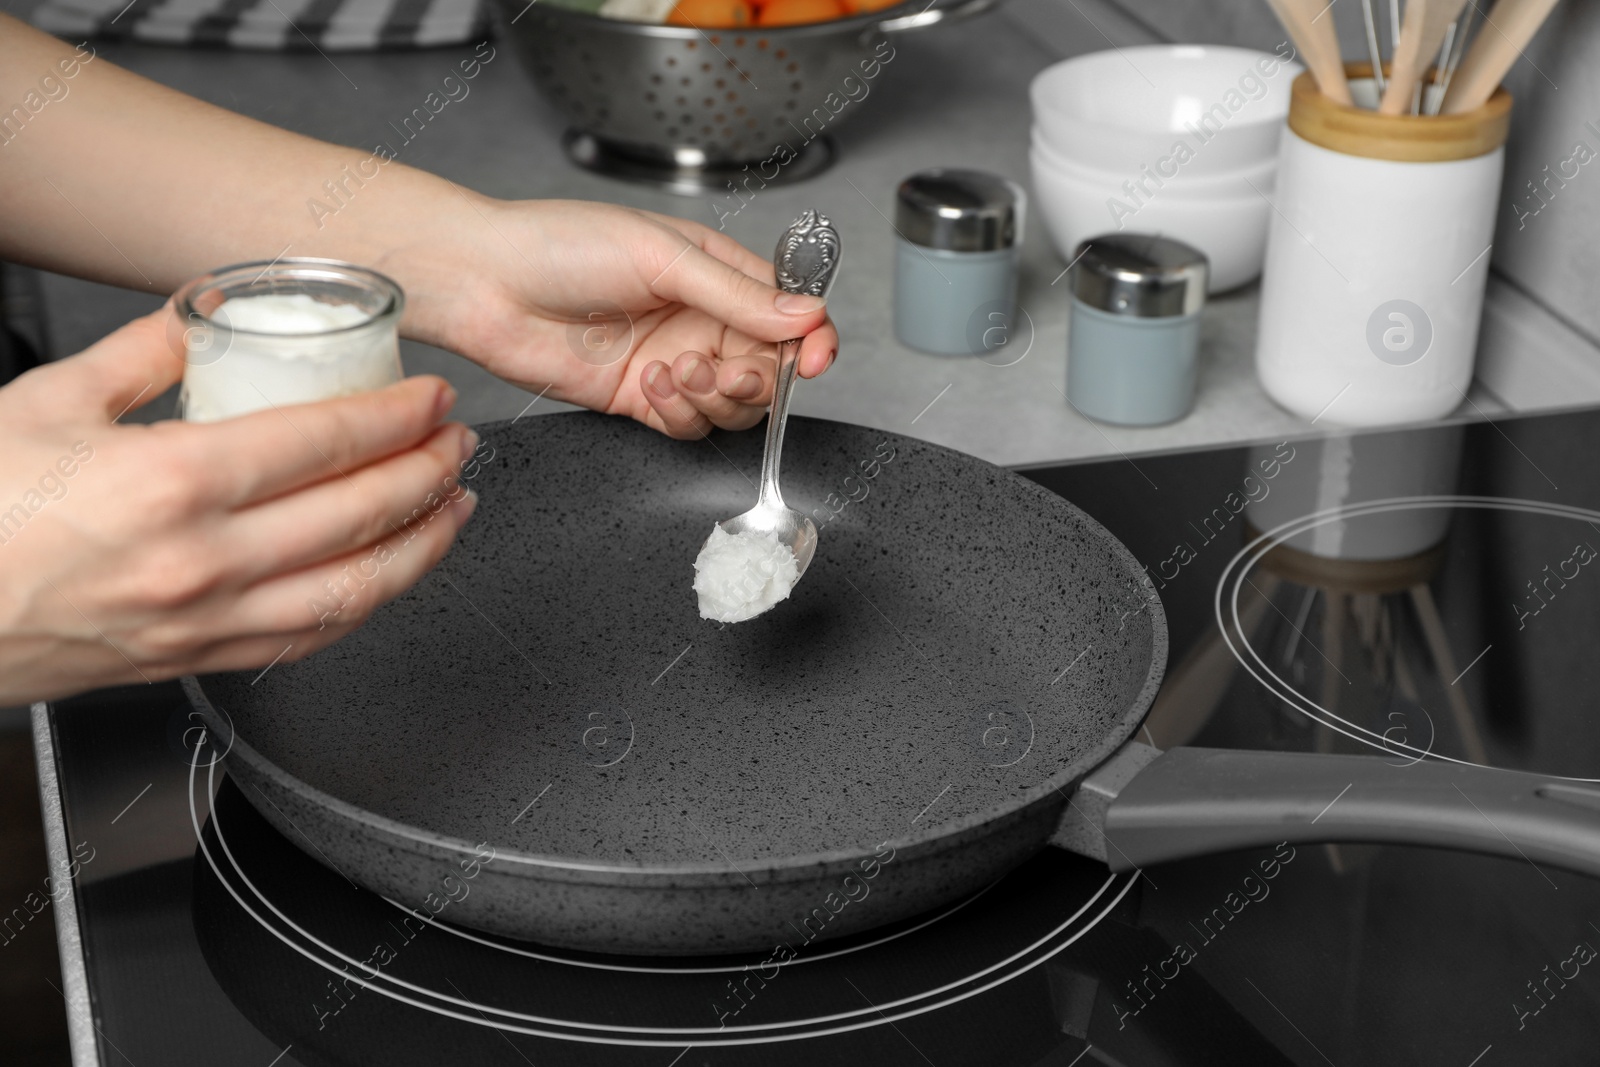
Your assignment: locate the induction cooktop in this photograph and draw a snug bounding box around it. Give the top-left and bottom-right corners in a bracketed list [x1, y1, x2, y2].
[30, 404, 1600, 1066]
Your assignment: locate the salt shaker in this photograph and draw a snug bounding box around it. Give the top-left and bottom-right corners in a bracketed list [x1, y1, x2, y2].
[1066, 234, 1208, 426]
[893, 168, 1024, 356]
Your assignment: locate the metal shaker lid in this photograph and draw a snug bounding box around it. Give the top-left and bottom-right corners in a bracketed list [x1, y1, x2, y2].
[1070, 233, 1208, 318]
[894, 169, 1021, 252]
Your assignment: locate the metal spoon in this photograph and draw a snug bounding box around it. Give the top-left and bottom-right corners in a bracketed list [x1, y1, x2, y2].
[704, 208, 841, 591]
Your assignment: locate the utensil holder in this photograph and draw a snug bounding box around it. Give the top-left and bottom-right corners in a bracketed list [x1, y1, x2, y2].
[1254, 64, 1511, 427]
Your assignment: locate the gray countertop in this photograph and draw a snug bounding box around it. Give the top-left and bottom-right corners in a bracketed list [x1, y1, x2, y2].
[20, 0, 1600, 466]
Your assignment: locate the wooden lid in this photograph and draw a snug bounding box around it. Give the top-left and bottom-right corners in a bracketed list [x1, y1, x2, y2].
[1288, 62, 1512, 162]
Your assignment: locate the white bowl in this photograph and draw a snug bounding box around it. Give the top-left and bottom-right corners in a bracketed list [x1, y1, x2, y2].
[1031, 45, 1300, 179]
[1029, 145, 1270, 292]
[1031, 126, 1278, 199]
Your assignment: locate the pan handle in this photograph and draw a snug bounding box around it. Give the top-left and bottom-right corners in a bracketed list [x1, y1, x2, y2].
[1057, 743, 1600, 880]
[876, 0, 1000, 35]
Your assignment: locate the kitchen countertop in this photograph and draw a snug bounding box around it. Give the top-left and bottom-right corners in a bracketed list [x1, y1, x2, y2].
[17, 0, 1600, 467]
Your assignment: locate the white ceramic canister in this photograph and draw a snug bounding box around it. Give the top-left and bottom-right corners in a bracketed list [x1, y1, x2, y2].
[1254, 65, 1512, 427]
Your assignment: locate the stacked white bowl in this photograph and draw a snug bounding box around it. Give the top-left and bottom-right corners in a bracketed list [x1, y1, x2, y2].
[1030, 45, 1303, 293]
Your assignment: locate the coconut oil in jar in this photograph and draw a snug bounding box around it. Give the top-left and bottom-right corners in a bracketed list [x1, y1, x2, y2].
[175, 259, 404, 422]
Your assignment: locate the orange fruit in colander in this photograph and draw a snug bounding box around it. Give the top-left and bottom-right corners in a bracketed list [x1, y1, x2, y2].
[665, 0, 755, 27]
[754, 0, 845, 23]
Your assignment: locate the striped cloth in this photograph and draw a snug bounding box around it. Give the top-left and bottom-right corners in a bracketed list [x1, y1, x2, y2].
[31, 0, 490, 49]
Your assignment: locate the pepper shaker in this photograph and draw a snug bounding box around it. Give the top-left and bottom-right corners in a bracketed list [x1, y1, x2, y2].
[1066, 234, 1208, 426]
[893, 168, 1024, 356]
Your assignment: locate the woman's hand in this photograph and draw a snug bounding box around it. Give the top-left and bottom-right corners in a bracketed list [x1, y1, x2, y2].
[397, 198, 839, 440]
[0, 22, 835, 443]
[0, 307, 478, 704]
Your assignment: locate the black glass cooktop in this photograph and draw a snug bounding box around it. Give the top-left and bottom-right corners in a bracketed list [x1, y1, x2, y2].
[39, 405, 1600, 1066]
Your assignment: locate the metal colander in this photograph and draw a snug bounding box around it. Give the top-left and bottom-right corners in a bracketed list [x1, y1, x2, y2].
[488, 0, 996, 187]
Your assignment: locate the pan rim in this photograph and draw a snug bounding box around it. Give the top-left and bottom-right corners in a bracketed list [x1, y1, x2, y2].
[186, 414, 1168, 887]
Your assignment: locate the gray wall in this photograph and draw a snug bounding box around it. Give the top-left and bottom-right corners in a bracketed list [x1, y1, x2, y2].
[1003, 0, 1600, 350]
[1492, 0, 1600, 348]
[1098, 0, 1373, 54]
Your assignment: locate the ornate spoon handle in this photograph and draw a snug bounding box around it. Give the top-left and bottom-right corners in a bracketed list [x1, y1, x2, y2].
[757, 210, 840, 510]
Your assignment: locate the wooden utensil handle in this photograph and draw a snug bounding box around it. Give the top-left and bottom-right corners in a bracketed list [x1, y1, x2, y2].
[1441, 0, 1561, 114]
[1379, 0, 1472, 114]
[1266, 0, 1354, 105]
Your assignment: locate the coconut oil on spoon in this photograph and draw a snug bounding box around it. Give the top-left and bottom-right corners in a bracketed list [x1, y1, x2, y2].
[692, 209, 841, 623]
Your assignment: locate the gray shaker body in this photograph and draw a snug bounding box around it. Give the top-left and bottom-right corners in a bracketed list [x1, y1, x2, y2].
[1065, 233, 1209, 427]
[894, 241, 1022, 356]
[892, 168, 1024, 356]
[1067, 302, 1201, 425]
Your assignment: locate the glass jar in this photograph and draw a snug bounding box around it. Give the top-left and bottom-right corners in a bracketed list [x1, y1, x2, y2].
[174, 258, 404, 423]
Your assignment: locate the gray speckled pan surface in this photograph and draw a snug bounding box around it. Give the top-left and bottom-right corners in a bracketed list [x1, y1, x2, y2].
[189, 412, 1164, 954]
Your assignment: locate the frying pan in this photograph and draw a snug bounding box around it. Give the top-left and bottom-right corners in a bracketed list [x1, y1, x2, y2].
[185, 412, 1600, 955]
